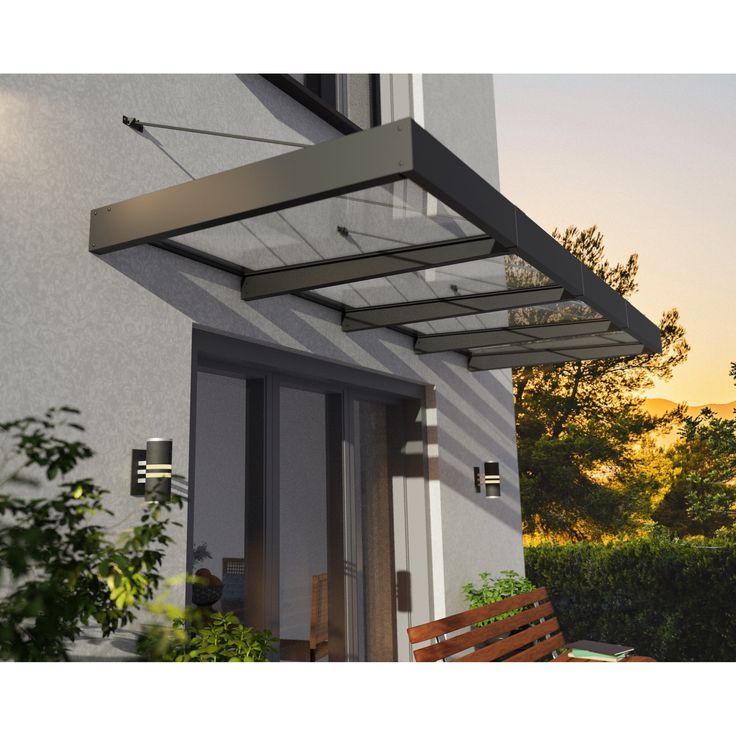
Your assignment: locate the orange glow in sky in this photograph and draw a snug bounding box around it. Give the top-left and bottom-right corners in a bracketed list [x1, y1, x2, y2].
[494, 74, 736, 406]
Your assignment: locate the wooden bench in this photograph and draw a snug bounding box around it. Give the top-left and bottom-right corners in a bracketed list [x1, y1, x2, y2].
[407, 586, 655, 662]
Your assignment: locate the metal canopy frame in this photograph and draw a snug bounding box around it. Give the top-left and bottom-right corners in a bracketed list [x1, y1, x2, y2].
[241, 234, 506, 300]
[414, 318, 615, 354]
[341, 285, 572, 332]
[89, 117, 661, 369]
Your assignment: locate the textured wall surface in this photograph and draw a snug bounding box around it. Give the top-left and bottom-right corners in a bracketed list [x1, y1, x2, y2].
[0, 74, 523, 658]
[419, 75, 520, 614]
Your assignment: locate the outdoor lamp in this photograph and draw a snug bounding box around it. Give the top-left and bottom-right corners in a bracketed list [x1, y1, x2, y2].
[130, 438, 172, 501]
[145, 438, 172, 501]
[474, 461, 501, 498]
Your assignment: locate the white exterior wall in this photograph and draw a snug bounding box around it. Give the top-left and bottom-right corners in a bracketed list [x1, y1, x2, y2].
[0, 74, 523, 658]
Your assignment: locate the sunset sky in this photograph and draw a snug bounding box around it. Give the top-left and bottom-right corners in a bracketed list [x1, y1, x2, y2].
[493, 75, 736, 406]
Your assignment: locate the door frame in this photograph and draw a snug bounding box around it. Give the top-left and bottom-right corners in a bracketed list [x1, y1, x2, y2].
[188, 327, 434, 661]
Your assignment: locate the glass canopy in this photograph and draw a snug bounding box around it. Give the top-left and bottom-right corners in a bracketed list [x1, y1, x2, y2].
[89, 117, 661, 370]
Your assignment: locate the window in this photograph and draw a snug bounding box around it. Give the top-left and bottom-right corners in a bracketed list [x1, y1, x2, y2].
[273, 74, 382, 130]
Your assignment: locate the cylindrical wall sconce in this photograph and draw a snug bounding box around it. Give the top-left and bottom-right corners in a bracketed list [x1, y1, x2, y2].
[130, 439, 174, 500]
[474, 461, 501, 498]
[130, 439, 173, 500]
[145, 438, 172, 501]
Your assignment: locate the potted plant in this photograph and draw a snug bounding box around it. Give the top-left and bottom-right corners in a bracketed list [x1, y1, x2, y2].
[191, 568, 224, 607]
[189, 542, 223, 607]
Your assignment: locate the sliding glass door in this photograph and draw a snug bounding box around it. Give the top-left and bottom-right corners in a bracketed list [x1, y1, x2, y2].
[190, 359, 419, 661]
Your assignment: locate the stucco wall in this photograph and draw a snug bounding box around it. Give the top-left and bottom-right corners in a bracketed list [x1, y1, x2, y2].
[420, 75, 521, 614]
[0, 74, 523, 658]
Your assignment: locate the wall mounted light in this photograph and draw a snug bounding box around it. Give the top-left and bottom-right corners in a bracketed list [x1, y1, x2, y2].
[130, 438, 172, 501]
[474, 461, 501, 498]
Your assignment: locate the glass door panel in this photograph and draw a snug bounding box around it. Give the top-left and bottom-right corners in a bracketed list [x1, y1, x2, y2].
[278, 386, 330, 661]
[190, 370, 248, 622]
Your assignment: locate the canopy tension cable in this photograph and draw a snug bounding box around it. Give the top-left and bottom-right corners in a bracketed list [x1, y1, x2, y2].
[121, 115, 309, 148]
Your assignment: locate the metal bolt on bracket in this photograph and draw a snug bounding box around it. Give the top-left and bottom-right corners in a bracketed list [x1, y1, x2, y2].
[122, 115, 144, 132]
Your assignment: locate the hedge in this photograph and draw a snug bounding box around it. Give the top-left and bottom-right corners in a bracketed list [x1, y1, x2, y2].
[524, 537, 736, 661]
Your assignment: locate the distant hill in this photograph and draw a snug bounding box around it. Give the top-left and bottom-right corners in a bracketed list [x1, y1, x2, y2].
[642, 398, 736, 447]
[643, 398, 736, 421]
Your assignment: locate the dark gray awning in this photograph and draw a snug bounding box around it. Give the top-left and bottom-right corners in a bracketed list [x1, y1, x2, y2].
[89, 118, 661, 370]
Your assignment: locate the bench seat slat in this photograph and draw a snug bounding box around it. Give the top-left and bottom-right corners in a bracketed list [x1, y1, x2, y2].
[413, 601, 556, 662]
[407, 587, 550, 644]
[455, 617, 561, 662]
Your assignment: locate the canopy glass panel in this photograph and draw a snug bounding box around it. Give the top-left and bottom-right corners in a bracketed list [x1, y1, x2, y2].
[89, 117, 661, 370]
[182, 181, 483, 271]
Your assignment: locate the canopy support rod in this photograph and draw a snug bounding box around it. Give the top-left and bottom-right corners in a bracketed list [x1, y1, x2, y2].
[122, 115, 309, 148]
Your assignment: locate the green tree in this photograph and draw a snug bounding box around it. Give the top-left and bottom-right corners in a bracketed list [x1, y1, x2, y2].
[653, 363, 736, 536]
[514, 226, 689, 541]
[0, 407, 181, 661]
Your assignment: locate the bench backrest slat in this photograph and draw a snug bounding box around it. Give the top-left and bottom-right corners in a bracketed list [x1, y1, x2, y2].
[455, 617, 561, 662]
[407, 586, 565, 662]
[413, 600, 555, 662]
[505, 632, 566, 662]
[407, 586, 549, 644]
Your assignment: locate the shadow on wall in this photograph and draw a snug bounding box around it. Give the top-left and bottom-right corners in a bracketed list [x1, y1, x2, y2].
[102, 243, 396, 368]
[102, 240, 522, 542]
[439, 425, 522, 533]
[96, 90, 521, 538]
[396, 571, 411, 612]
[133, 127, 199, 181]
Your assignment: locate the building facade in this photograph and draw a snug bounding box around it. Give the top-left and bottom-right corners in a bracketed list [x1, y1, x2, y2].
[0, 74, 657, 660]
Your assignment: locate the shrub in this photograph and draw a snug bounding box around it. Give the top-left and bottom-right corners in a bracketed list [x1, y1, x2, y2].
[138, 605, 275, 662]
[462, 570, 534, 626]
[525, 537, 736, 661]
[0, 407, 181, 661]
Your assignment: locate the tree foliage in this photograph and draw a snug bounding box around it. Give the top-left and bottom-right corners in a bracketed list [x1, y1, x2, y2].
[653, 363, 736, 536]
[514, 226, 690, 541]
[0, 407, 181, 661]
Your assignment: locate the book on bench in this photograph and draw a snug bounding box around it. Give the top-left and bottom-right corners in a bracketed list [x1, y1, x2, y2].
[566, 640, 635, 661]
